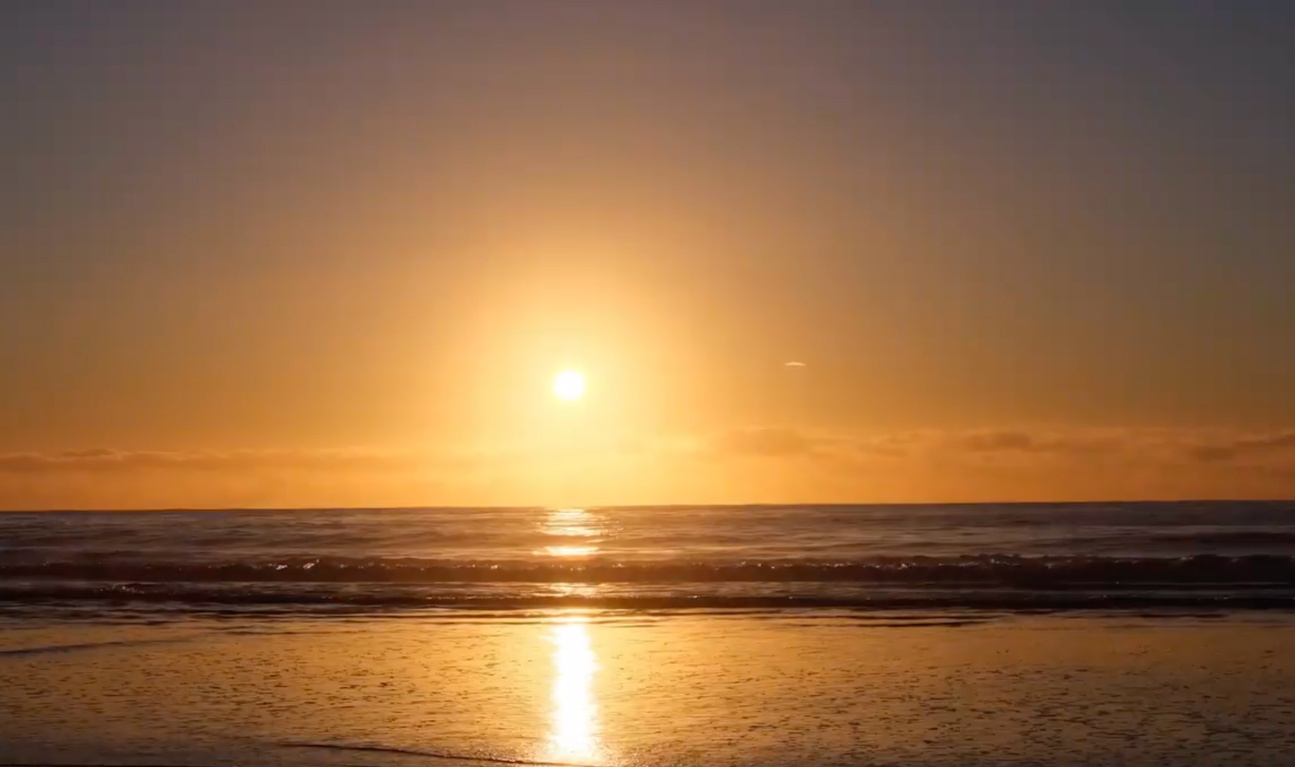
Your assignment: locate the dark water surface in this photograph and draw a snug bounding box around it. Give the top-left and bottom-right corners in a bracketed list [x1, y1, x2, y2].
[2, 503, 1295, 615]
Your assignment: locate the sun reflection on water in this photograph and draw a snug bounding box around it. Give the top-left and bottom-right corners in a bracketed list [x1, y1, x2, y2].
[545, 614, 601, 765]
[539, 508, 602, 559]
[539, 509, 605, 763]
[545, 545, 599, 558]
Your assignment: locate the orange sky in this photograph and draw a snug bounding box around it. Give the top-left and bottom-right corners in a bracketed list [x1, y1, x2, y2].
[2, 3, 1293, 508]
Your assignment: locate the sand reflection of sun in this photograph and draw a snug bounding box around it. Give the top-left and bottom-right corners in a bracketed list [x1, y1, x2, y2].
[546, 615, 601, 764]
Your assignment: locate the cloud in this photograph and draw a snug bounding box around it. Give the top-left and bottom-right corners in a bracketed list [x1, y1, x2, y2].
[958, 431, 1038, 452]
[11, 429, 1294, 476]
[710, 426, 1132, 463]
[706, 425, 1295, 478]
[950, 430, 1120, 456]
[1184, 431, 1295, 462]
[5, 425, 1295, 508]
[0, 448, 463, 475]
[0, 447, 481, 510]
[712, 426, 820, 457]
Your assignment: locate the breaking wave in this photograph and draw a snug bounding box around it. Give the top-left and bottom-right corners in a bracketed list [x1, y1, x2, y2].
[1, 554, 1294, 614]
[3, 553, 1295, 585]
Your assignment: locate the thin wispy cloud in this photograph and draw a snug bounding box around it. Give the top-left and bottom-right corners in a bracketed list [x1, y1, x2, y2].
[4, 426, 1295, 508]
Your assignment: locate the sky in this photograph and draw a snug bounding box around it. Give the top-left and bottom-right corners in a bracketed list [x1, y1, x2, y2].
[2, 1, 1294, 508]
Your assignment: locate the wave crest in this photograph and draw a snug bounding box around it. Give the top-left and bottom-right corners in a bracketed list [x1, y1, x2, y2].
[3, 553, 1295, 585]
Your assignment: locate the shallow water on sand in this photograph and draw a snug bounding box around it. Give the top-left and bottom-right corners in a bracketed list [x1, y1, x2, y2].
[3, 611, 1295, 767]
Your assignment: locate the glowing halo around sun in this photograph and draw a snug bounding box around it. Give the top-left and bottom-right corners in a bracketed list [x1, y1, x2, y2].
[552, 370, 587, 401]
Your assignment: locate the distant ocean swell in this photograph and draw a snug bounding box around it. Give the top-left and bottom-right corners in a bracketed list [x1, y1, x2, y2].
[4, 504, 1295, 614]
[4, 553, 1295, 585]
[1, 582, 1293, 613]
[1, 554, 1294, 614]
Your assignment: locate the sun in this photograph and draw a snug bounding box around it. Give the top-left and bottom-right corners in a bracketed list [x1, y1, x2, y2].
[552, 370, 587, 401]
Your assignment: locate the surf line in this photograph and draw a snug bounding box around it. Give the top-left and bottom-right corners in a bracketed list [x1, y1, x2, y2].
[281, 741, 604, 767]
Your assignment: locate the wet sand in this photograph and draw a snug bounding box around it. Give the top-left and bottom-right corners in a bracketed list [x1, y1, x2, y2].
[3, 611, 1295, 767]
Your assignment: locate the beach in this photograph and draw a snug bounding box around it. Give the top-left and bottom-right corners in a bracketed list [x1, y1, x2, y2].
[4, 503, 1295, 766]
[3, 610, 1295, 767]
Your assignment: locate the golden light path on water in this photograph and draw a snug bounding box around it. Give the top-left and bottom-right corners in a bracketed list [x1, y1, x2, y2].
[545, 544, 599, 558]
[540, 507, 601, 559]
[540, 508, 604, 765]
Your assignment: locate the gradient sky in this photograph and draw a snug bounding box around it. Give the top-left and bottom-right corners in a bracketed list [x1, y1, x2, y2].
[2, 1, 1294, 508]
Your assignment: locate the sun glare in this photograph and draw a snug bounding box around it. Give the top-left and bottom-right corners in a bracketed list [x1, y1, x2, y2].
[552, 370, 586, 401]
[546, 615, 600, 764]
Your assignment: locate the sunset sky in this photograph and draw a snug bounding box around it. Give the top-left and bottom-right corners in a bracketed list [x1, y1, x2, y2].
[2, 1, 1293, 508]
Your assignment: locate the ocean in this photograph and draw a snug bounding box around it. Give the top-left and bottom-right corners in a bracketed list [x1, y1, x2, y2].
[3, 503, 1295, 766]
